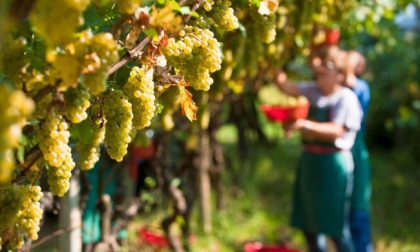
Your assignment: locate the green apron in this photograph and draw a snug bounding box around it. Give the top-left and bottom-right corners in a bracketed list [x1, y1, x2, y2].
[291, 105, 353, 238]
[350, 131, 371, 211]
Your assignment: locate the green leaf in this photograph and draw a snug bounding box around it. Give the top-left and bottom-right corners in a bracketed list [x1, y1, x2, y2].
[190, 11, 199, 18]
[144, 28, 158, 40]
[168, 0, 181, 12]
[251, 0, 260, 7]
[171, 177, 181, 187]
[179, 6, 191, 15]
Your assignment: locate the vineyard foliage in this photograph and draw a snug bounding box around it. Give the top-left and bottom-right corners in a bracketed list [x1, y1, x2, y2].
[0, 0, 415, 250]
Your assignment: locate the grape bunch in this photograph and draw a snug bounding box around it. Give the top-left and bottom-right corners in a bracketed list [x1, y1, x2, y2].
[206, 0, 239, 31]
[158, 87, 180, 131]
[0, 85, 35, 184]
[0, 36, 27, 86]
[104, 89, 133, 162]
[84, 33, 119, 95]
[124, 66, 156, 130]
[164, 26, 222, 91]
[30, 0, 90, 47]
[250, 9, 277, 43]
[50, 31, 118, 93]
[117, 0, 141, 14]
[78, 118, 105, 170]
[38, 111, 75, 196]
[202, 0, 214, 11]
[0, 185, 43, 250]
[64, 86, 91, 123]
[50, 42, 85, 91]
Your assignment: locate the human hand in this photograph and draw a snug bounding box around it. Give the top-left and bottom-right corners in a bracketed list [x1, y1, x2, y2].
[282, 118, 306, 138]
[275, 70, 288, 86]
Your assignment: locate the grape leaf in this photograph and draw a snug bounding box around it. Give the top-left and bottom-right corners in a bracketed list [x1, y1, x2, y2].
[179, 86, 197, 122]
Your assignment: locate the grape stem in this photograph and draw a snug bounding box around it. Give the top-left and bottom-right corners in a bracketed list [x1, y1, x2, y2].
[107, 0, 204, 75]
[108, 37, 152, 75]
[12, 147, 42, 184]
[29, 224, 82, 249]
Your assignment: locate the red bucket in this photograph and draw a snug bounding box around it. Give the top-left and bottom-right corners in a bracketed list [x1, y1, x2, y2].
[244, 242, 301, 252]
[261, 103, 309, 123]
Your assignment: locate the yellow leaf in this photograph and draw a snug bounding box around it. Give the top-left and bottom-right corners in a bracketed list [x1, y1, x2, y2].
[179, 86, 197, 122]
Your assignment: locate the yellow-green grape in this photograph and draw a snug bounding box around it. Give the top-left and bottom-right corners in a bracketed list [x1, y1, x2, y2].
[164, 26, 222, 91]
[0, 85, 35, 184]
[250, 9, 276, 43]
[78, 119, 105, 170]
[124, 66, 156, 129]
[25, 160, 42, 183]
[161, 112, 175, 131]
[38, 111, 75, 196]
[104, 90, 133, 162]
[64, 86, 91, 123]
[190, 15, 212, 29]
[117, 0, 141, 14]
[158, 87, 180, 131]
[91, 33, 119, 71]
[206, 0, 239, 31]
[0, 36, 26, 85]
[24, 70, 49, 92]
[39, 111, 72, 167]
[47, 154, 74, 196]
[33, 92, 53, 120]
[0, 85, 35, 150]
[202, 0, 214, 11]
[0, 150, 14, 184]
[0, 185, 43, 250]
[30, 0, 89, 47]
[51, 49, 82, 91]
[84, 33, 119, 95]
[84, 69, 108, 95]
[63, 0, 91, 11]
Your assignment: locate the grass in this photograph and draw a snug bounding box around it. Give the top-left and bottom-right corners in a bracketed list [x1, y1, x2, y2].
[129, 123, 420, 251]
[31, 118, 420, 252]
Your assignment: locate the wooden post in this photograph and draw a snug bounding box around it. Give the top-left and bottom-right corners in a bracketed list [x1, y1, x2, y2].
[59, 171, 82, 252]
[198, 131, 212, 234]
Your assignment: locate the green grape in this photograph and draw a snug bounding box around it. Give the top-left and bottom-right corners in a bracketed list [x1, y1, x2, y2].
[161, 111, 175, 131]
[124, 66, 156, 130]
[48, 31, 118, 93]
[158, 87, 180, 131]
[104, 89, 133, 162]
[47, 155, 74, 196]
[0, 85, 35, 150]
[0, 36, 26, 85]
[90, 33, 119, 71]
[206, 0, 239, 31]
[84, 33, 119, 95]
[164, 26, 222, 91]
[38, 111, 75, 196]
[50, 47, 83, 91]
[64, 0, 91, 11]
[117, 0, 141, 14]
[0, 85, 35, 184]
[78, 119, 105, 170]
[0, 150, 14, 185]
[0, 185, 43, 250]
[202, 0, 214, 11]
[250, 9, 276, 43]
[84, 69, 108, 95]
[30, 0, 88, 47]
[25, 160, 42, 183]
[64, 86, 91, 123]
